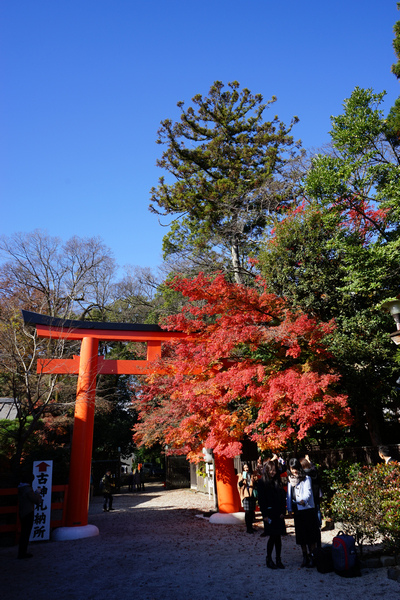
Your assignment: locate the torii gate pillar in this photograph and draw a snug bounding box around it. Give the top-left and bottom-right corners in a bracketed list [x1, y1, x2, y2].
[65, 336, 98, 528]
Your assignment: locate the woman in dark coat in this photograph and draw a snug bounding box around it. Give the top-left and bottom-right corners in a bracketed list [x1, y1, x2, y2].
[257, 459, 286, 569]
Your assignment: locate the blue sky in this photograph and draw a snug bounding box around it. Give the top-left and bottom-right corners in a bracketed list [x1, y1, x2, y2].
[1, 1, 399, 273]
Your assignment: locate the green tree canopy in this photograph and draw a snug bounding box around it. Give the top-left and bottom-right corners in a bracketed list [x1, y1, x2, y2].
[260, 87, 400, 448]
[150, 81, 303, 284]
[391, 2, 400, 80]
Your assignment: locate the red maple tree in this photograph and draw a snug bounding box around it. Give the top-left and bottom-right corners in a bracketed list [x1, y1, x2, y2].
[133, 273, 352, 461]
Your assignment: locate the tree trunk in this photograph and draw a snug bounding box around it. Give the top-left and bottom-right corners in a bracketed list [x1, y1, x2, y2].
[231, 243, 243, 285]
[364, 403, 383, 447]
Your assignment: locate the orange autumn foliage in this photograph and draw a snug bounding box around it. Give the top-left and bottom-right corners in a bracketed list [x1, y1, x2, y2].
[133, 273, 352, 461]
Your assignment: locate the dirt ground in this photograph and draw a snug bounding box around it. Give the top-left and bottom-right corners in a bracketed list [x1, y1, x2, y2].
[1, 482, 399, 600]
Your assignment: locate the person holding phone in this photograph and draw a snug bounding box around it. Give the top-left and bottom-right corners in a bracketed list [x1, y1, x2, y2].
[237, 463, 257, 534]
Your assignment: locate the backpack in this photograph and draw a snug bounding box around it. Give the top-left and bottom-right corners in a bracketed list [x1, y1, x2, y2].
[314, 545, 334, 574]
[99, 478, 105, 492]
[332, 531, 361, 577]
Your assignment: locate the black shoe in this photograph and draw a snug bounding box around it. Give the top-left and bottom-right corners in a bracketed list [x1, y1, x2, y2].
[18, 553, 33, 559]
[108, 508, 114, 511]
[260, 531, 268, 537]
[275, 559, 285, 569]
[266, 557, 277, 569]
[308, 554, 315, 568]
[246, 529, 254, 534]
[301, 556, 310, 568]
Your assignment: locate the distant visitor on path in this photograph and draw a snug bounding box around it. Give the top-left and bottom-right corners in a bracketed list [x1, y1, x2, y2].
[139, 467, 145, 491]
[101, 469, 115, 512]
[17, 473, 42, 559]
[237, 463, 257, 534]
[134, 468, 141, 491]
[127, 470, 135, 492]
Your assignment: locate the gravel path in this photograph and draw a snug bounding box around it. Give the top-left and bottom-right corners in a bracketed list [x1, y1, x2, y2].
[1, 483, 398, 600]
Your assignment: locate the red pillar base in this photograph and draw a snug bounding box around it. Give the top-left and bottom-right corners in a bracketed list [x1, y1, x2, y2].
[52, 524, 99, 541]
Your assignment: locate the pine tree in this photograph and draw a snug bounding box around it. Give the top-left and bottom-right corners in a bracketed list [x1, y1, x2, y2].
[150, 81, 303, 284]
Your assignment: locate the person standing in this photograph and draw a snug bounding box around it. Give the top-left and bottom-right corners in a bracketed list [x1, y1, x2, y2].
[139, 466, 145, 491]
[257, 459, 286, 569]
[101, 469, 115, 512]
[134, 468, 141, 492]
[287, 458, 320, 567]
[17, 473, 42, 559]
[237, 463, 257, 534]
[127, 470, 134, 492]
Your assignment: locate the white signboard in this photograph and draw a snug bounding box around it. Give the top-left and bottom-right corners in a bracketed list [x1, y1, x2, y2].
[206, 463, 214, 500]
[30, 460, 53, 542]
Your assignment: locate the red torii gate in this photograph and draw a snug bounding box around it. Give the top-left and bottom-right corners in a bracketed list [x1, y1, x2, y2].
[23, 311, 240, 539]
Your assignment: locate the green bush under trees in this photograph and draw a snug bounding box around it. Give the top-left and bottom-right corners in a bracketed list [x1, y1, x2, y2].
[329, 463, 400, 553]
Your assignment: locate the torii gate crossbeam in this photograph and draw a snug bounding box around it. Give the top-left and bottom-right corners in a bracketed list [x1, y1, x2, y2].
[22, 311, 241, 539]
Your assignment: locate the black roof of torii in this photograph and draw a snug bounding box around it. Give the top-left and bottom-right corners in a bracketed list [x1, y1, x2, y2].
[22, 310, 164, 332]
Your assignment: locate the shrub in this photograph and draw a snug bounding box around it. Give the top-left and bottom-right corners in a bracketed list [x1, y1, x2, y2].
[331, 463, 400, 553]
[319, 460, 361, 519]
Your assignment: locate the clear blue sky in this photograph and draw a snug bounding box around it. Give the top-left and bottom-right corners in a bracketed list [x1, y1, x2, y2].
[1, 1, 399, 273]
